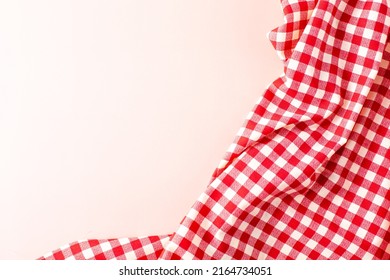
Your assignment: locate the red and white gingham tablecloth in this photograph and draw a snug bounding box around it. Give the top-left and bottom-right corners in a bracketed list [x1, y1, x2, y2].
[40, 0, 390, 260]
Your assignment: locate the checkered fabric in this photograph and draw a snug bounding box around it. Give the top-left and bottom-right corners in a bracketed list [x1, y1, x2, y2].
[40, 0, 390, 260]
[39, 235, 171, 260]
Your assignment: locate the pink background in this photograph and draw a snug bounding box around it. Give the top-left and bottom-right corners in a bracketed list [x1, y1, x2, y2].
[0, 0, 282, 259]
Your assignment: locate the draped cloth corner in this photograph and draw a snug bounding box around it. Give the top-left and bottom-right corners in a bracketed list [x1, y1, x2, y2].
[40, 0, 390, 260]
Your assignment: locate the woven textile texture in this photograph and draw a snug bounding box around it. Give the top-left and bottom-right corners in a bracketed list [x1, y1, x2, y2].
[40, 0, 390, 260]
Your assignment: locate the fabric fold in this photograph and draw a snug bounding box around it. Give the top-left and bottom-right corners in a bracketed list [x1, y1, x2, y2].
[268, 0, 318, 63]
[40, 0, 390, 260]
